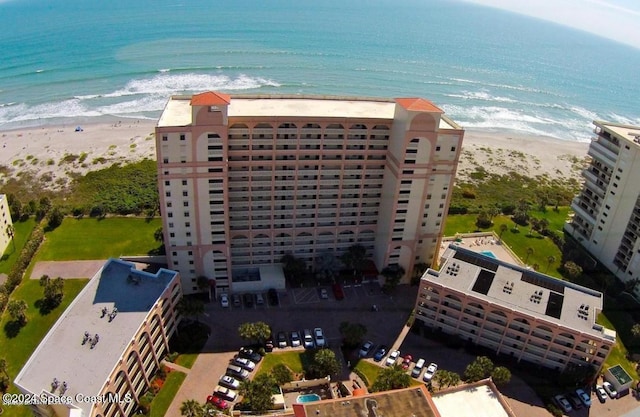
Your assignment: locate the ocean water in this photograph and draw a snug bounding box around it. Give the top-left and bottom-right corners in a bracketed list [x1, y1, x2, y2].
[1, 0, 639, 140]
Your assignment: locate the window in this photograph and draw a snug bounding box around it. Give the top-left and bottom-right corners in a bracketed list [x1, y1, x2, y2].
[436, 146, 441, 151]
[169, 232, 175, 238]
[162, 135, 168, 141]
[165, 191, 171, 197]
[451, 146, 456, 152]
[180, 134, 186, 141]
[167, 212, 173, 218]
[182, 180, 187, 186]
[184, 211, 190, 217]
[166, 202, 172, 208]
[183, 191, 188, 196]
[168, 222, 174, 228]
[183, 201, 189, 207]
[163, 158, 169, 163]
[164, 180, 170, 186]
[186, 232, 191, 237]
[185, 222, 190, 227]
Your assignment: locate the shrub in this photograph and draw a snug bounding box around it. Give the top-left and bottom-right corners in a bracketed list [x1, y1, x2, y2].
[461, 188, 476, 199]
[546, 403, 563, 417]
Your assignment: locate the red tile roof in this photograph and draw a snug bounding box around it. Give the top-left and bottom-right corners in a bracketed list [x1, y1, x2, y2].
[190, 91, 231, 106]
[395, 98, 443, 113]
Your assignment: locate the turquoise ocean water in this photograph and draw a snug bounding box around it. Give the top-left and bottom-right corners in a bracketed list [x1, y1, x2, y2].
[1, 0, 639, 140]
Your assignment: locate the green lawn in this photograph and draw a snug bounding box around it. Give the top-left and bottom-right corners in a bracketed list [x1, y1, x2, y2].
[598, 312, 640, 381]
[174, 353, 199, 369]
[256, 351, 305, 378]
[0, 218, 36, 274]
[149, 371, 187, 417]
[354, 360, 383, 387]
[0, 279, 88, 417]
[444, 212, 566, 278]
[34, 217, 162, 261]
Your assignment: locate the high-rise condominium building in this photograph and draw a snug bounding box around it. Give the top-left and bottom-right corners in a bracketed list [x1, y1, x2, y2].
[156, 92, 464, 294]
[565, 121, 640, 298]
[0, 194, 13, 256]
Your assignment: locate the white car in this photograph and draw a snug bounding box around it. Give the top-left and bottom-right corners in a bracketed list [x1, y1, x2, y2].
[422, 363, 438, 382]
[553, 394, 572, 413]
[232, 357, 256, 371]
[220, 293, 229, 308]
[603, 381, 618, 399]
[218, 375, 240, 390]
[595, 385, 607, 403]
[385, 350, 400, 366]
[319, 288, 328, 299]
[314, 327, 326, 348]
[214, 385, 237, 401]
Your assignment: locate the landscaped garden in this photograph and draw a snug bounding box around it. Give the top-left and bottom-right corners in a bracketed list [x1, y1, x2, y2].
[0, 218, 36, 274]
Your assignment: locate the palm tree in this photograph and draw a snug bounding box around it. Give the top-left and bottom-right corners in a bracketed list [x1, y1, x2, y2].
[498, 223, 508, 240]
[525, 247, 534, 264]
[341, 244, 368, 278]
[546, 255, 556, 272]
[7, 299, 28, 325]
[180, 399, 203, 417]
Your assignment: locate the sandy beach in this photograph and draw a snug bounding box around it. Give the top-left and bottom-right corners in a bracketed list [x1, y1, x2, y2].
[0, 121, 590, 189]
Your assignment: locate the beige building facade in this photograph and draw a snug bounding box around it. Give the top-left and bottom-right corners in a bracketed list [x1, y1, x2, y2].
[565, 121, 640, 298]
[156, 92, 464, 294]
[415, 245, 615, 374]
[0, 194, 13, 256]
[14, 259, 182, 417]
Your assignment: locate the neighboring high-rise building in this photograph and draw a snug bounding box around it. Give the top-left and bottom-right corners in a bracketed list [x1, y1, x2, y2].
[156, 92, 464, 294]
[0, 194, 13, 256]
[415, 244, 615, 374]
[14, 259, 182, 417]
[565, 121, 640, 298]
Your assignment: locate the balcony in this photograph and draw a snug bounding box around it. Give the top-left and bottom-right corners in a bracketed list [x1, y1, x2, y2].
[588, 140, 617, 167]
[571, 198, 597, 223]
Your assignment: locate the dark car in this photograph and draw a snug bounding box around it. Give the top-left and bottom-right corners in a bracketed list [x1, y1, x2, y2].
[267, 288, 279, 306]
[238, 347, 262, 363]
[567, 391, 583, 410]
[373, 345, 387, 362]
[243, 293, 254, 308]
[277, 331, 288, 348]
[332, 283, 345, 300]
[232, 294, 242, 307]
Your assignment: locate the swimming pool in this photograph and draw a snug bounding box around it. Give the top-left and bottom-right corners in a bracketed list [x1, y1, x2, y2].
[296, 394, 321, 403]
[480, 250, 497, 259]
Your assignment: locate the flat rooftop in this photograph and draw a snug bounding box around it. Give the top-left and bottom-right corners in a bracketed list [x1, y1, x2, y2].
[597, 121, 640, 145]
[296, 386, 438, 417]
[425, 245, 614, 339]
[15, 259, 178, 416]
[157, 94, 458, 130]
[431, 381, 515, 417]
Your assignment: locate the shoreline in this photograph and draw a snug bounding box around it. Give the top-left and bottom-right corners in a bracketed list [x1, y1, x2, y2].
[0, 121, 591, 190]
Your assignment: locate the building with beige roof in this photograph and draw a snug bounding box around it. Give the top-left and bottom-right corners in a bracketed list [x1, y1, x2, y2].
[0, 194, 13, 256]
[156, 92, 464, 294]
[565, 121, 640, 299]
[14, 259, 182, 417]
[415, 244, 615, 373]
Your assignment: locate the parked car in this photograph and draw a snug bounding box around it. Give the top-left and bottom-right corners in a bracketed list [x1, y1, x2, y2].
[567, 391, 582, 409]
[411, 358, 426, 378]
[553, 394, 573, 413]
[423, 363, 438, 382]
[220, 293, 229, 308]
[226, 365, 249, 380]
[243, 293, 254, 308]
[303, 329, 315, 349]
[314, 327, 326, 348]
[232, 294, 241, 307]
[575, 388, 591, 407]
[319, 288, 329, 299]
[232, 357, 256, 371]
[214, 386, 237, 401]
[290, 331, 302, 347]
[277, 331, 288, 348]
[332, 283, 345, 300]
[238, 347, 262, 363]
[401, 354, 413, 370]
[385, 350, 400, 366]
[595, 385, 608, 403]
[358, 341, 374, 358]
[206, 395, 228, 409]
[255, 293, 265, 306]
[603, 381, 618, 399]
[267, 288, 279, 306]
[373, 345, 387, 362]
[218, 375, 240, 390]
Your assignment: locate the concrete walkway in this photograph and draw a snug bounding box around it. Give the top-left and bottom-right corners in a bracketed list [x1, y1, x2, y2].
[161, 360, 191, 375]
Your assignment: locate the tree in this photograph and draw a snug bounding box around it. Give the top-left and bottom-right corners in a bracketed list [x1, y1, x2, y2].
[512, 199, 530, 226]
[491, 366, 512, 386]
[47, 207, 64, 229]
[413, 262, 428, 280]
[340, 244, 368, 278]
[538, 218, 550, 235]
[525, 247, 534, 264]
[6, 194, 22, 221]
[0, 357, 9, 392]
[371, 365, 411, 392]
[239, 373, 276, 414]
[310, 348, 340, 378]
[238, 321, 272, 345]
[546, 255, 556, 273]
[180, 399, 203, 417]
[7, 299, 28, 325]
[6, 224, 15, 251]
[176, 297, 205, 322]
[381, 265, 405, 292]
[36, 196, 52, 220]
[316, 250, 339, 281]
[154, 227, 164, 244]
[561, 261, 583, 280]
[272, 364, 294, 385]
[196, 276, 212, 301]
[498, 223, 508, 240]
[39, 275, 64, 310]
[281, 254, 307, 287]
[632, 324, 640, 339]
[464, 356, 494, 382]
[339, 321, 367, 348]
[433, 370, 460, 389]
[476, 210, 492, 228]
